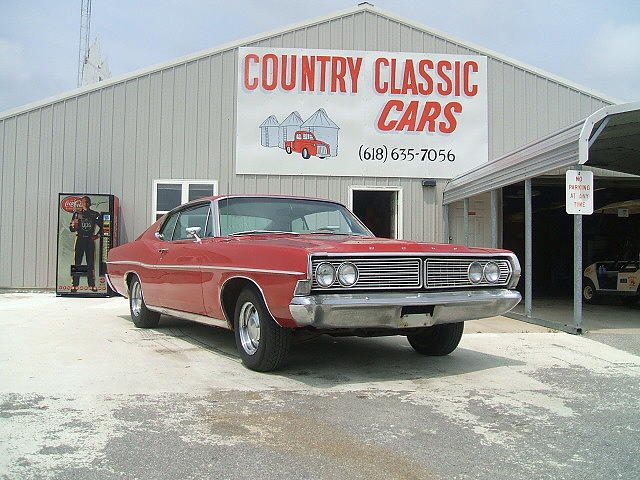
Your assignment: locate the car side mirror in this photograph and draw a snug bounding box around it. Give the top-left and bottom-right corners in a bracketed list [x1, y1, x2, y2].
[186, 226, 202, 243]
[154, 232, 164, 240]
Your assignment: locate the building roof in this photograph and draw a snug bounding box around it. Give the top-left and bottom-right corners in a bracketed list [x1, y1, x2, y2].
[279, 111, 303, 127]
[301, 108, 339, 129]
[0, 3, 619, 121]
[259, 115, 279, 127]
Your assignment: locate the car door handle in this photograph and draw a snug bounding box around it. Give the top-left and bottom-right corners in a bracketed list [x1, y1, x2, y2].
[158, 248, 169, 253]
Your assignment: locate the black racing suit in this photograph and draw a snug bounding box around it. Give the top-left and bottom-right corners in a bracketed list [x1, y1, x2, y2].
[70, 209, 103, 288]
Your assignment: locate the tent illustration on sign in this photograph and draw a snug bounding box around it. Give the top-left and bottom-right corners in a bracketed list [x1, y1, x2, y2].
[259, 108, 339, 159]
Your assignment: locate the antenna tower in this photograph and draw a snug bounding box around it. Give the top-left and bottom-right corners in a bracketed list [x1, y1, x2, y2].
[77, 0, 92, 87]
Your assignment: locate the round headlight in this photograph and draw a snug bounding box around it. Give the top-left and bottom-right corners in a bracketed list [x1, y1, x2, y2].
[468, 262, 483, 283]
[337, 262, 358, 286]
[484, 262, 500, 283]
[316, 262, 336, 287]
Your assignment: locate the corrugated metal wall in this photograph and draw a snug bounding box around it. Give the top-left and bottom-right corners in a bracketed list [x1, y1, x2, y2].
[0, 10, 611, 288]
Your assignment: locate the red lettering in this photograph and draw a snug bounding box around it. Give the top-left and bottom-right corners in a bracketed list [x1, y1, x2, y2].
[418, 60, 434, 95]
[331, 56, 347, 92]
[377, 100, 404, 131]
[281, 55, 297, 91]
[301, 56, 315, 91]
[347, 57, 363, 93]
[401, 60, 418, 95]
[243, 54, 259, 90]
[261, 54, 278, 91]
[454, 61, 461, 96]
[437, 61, 453, 95]
[463, 61, 478, 96]
[396, 100, 420, 131]
[374, 58, 389, 94]
[439, 102, 462, 133]
[316, 56, 331, 92]
[416, 102, 442, 132]
[390, 59, 402, 94]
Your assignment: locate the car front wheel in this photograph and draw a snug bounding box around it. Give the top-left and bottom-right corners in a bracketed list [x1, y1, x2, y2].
[301, 148, 310, 159]
[582, 278, 598, 304]
[129, 277, 160, 328]
[407, 322, 464, 356]
[234, 287, 291, 372]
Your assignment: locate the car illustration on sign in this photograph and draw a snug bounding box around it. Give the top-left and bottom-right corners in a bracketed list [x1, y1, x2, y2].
[583, 260, 640, 306]
[285, 131, 331, 159]
[106, 195, 522, 372]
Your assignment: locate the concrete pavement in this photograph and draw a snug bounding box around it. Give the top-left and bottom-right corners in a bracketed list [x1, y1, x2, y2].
[1, 292, 639, 479]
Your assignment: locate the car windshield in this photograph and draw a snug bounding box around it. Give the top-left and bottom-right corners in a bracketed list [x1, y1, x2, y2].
[218, 197, 372, 237]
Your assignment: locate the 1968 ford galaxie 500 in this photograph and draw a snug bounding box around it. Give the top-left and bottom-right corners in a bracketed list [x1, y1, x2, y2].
[106, 195, 521, 371]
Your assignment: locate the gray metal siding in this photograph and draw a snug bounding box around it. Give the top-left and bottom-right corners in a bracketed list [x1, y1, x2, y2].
[0, 10, 612, 288]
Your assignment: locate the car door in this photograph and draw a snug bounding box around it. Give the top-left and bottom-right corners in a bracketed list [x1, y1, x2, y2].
[157, 203, 211, 315]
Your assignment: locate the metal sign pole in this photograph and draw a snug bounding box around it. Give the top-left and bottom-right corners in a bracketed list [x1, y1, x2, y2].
[463, 198, 470, 246]
[574, 165, 583, 332]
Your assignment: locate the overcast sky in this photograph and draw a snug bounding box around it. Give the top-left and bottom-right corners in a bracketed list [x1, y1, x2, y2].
[1, 0, 639, 113]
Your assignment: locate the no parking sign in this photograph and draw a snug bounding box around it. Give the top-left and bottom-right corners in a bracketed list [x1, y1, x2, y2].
[566, 170, 593, 215]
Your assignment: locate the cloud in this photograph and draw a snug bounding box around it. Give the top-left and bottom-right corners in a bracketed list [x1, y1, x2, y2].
[583, 22, 640, 101]
[0, 39, 29, 82]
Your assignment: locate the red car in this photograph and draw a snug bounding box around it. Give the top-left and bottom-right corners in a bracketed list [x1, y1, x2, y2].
[284, 131, 331, 159]
[106, 195, 521, 371]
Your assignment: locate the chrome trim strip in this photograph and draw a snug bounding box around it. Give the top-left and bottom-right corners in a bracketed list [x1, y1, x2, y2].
[106, 260, 304, 275]
[146, 305, 231, 330]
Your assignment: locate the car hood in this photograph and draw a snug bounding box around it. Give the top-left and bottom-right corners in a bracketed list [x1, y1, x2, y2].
[223, 234, 509, 255]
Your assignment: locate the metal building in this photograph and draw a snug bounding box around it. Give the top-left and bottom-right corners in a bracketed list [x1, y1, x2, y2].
[0, 4, 616, 289]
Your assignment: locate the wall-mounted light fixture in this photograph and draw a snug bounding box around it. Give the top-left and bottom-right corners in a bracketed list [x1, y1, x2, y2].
[421, 178, 437, 187]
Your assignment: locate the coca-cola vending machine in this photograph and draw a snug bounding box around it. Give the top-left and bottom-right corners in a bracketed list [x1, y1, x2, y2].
[56, 193, 119, 296]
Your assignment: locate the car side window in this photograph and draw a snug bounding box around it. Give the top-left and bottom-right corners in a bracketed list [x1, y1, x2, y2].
[158, 212, 179, 240]
[173, 204, 211, 241]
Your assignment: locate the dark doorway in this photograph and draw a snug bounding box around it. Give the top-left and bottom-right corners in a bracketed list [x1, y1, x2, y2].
[352, 189, 398, 238]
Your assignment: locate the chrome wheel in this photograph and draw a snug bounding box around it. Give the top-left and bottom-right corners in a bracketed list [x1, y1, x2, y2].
[238, 301, 260, 355]
[130, 281, 142, 316]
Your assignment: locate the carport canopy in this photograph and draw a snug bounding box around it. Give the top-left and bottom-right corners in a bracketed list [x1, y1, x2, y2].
[444, 101, 640, 205]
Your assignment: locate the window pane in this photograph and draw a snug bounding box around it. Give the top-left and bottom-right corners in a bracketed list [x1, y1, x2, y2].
[159, 212, 179, 240]
[157, 183, 182, 211]
[173, 204, 210, 241]
[188, 184, 215, 202]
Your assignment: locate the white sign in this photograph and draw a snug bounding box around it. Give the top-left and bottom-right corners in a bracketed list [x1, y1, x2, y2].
[236, 47, 488, 178]
[618, 208, 629, 218]
[566, 170, 593, 215]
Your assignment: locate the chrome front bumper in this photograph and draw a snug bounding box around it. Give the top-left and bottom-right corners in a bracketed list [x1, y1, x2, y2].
[289, 289, 522, 329]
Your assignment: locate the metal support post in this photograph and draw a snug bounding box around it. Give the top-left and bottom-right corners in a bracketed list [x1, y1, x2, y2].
[463, 198, 470, 246]
[491, 189, 499, 248]
[574, 166, 583, 332]
[524, 179, 533, 318]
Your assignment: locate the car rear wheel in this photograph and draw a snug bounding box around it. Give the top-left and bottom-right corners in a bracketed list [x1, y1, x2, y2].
[582, 278, 598, 304]
[129, 277, 160, 328]
[301, 148, 310, 159]
[234, 287, 291, 372]
[407, 322, 464, 356]
[285, 146, 292, 154]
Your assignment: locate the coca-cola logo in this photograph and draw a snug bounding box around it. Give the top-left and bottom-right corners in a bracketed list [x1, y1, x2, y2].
[61, 196, 83, 212]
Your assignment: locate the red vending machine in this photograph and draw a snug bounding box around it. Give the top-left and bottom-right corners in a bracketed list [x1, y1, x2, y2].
[56, 193, 120, 296]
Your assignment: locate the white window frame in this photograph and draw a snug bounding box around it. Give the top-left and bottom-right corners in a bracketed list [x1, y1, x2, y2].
[152, 179, 218, 223]
[348, 185, 403, 240]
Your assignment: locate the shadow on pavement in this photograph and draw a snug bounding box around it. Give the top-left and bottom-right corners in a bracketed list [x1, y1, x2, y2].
[116, 314, 525, 387]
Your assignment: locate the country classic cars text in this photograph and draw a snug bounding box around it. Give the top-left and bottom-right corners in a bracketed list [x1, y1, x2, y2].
[242, 52, 481, 134]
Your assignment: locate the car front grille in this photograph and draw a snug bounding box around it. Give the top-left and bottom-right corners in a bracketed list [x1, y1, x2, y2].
[311, 257, 421, 290]
[310, 256, 513, 291]
[317, 145, 329, 156]
[425, 258, 512, 288]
